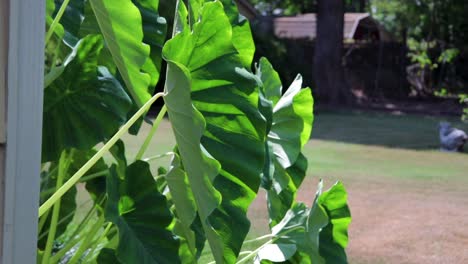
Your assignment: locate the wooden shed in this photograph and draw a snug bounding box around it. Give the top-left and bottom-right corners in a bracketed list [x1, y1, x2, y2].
[274, 13, 393, 42]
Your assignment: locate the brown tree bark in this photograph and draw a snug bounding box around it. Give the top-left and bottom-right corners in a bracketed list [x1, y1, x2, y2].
[313, 0, 354, 105]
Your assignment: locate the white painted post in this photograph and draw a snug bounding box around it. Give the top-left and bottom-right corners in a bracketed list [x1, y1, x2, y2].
[1, 0, 45, 263]
[0, 0, 9, 259]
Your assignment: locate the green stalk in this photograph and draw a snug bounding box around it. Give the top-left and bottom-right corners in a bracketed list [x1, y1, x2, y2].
[42, 169, 108, 200]
[49, 235, 82, 264]
[235, 226, 304, 263]
[79, 170, 108, 182]
[70, 196, 105, 240]
[243, 234, 274, 244]
[235, 239, 273, 264]
[38, 210, 51, 235]
[142, 151, 174, 163]
[68, 216, 105, 264]
[40, 165, 58, 185]
[39, 92, 165, 217]
[45, 41, 64, 88]
[49, 197, 104, 263]
[80, 222, 113, 263]
[45, 0, 71, 44]
[135, 105, 167, 161]
[42, 151, 71, 264]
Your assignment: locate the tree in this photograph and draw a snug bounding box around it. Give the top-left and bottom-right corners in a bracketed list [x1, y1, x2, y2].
[314, 0, 354, 104]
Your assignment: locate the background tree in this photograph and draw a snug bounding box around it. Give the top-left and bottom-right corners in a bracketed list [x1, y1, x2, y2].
[314, 0, 354, 104]
[252, 0, 360, 104]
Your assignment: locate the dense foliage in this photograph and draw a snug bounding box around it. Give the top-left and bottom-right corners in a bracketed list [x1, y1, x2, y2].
[39, 0, 351, 263]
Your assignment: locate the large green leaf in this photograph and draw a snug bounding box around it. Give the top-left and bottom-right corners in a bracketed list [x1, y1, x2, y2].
[45, 0, 66, 74]
[219, 0, 255, 67]
[42, 35, 132, 162]
[256, 57, 282, 106]
[97, 248, 121, 263]
[132, 0, 167, 88]
[163, 1, 265, 262]
[262, 182, 351, 263]
[89, 0, 152, 107]
[163, 59, 223, 262]
[257, 184, 326, 263]
[54, 0, 86, 46]
[256, 244, 297, 263]
[188, 0, 255, 67]
[268, 75, 313, 168]
[318, 182, 351, 264]
[165, 153, 202, 262]
[106, 161, 180, 263]
[256, 58, 314, 226]
[267, 153, 308, 226]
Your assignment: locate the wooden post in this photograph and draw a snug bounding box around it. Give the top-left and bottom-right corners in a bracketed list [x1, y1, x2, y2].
[1, 0, 45, 262]
[0, 0, 9, 258]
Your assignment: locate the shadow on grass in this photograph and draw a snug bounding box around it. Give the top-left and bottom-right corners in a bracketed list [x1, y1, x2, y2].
[312, 110, 468, 151]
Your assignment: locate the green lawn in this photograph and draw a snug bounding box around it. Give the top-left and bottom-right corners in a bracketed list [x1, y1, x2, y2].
[116, 110, 468, 263]
[128, 109, 468, 183]
[313, 110, 468, 149]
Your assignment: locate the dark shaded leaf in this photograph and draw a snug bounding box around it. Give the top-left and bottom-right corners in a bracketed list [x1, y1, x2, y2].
[97, 248, 121, 264]
[42, 35, 132, 162]
[54, 0, 86, 46]
[105, 161, 180, 263]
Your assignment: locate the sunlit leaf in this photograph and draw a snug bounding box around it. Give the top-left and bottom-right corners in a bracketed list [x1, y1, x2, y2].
[256, 58, 314, 226]
[256, 244, 297, 263]
[318, 182, 351, 264]
[89, 0, 152, 107]
[54, 0, 86, 45]
[163, 1, 265, 262]
[166, 153, 202, 262]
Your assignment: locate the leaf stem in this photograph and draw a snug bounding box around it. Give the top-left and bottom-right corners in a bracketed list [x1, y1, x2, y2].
[39, 208, 76, 241]
[135, 104, 167, 161]
[45, 0, 71, 44]
[49, 235, 81, 264]
[42, 151, 71, 264]
[38, 209, 51, 235]
[80, 222, 113, 263]
[39, 92, 166, 217]
[236, 239, 273, 264]
[142, 151, 174, 163]
[41, 165, 58, 185]
[243, 234, 274, 244]
[236, 226, 305, 263]
[68, 215, 105, 264]
[79, 170, 108, 182]
[49, 197, 104, 263]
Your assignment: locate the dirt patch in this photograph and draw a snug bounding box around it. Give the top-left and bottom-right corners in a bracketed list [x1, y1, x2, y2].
[248, 175, 468, 264]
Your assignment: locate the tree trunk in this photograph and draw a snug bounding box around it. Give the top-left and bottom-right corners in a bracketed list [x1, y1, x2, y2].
[313, 0, 354, 105]
[359, 0, 367, 12]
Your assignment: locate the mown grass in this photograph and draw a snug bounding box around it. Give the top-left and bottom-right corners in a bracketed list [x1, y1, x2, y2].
[313, 109, 468, 149]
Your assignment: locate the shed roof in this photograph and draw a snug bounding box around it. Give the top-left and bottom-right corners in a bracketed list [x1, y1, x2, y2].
[274, 13, 378, 40]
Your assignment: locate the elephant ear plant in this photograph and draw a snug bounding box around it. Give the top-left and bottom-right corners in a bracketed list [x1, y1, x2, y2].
[39, 0, 351, 263]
